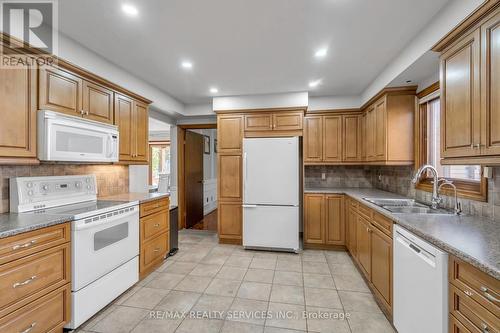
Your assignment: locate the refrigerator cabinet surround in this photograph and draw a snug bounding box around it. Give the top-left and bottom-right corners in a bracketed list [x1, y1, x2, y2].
[242, 137, 300, 252]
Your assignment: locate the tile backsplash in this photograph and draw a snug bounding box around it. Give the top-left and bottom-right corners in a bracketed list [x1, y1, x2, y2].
[305, 165, 500, 221]
[0, 164, 129, 213]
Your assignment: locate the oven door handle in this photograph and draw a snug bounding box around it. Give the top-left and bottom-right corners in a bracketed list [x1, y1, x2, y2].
[74, 209, 138, 231]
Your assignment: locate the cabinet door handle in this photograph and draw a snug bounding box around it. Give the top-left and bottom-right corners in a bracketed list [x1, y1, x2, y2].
[482, 323, 490, 333]
[464, 289, 473, 297]
[86, 110, 89, 116]
[20, 322, 36, 333]
[154, 223, 160, 227]
[153, 248, 160, 252]
[12, 240, 36, 250]
[13, 275, 37, 288]
[480, 286, 500, 303]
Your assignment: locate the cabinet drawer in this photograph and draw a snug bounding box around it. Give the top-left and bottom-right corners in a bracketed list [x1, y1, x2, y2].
[0, 223, 70, 265]
[140, 198, 169, 217]
[450, 314, 473, 333]
[450, 256, 500, 316]
[273, 112, 303, 131]
[0, 243, 70, 318]
[372, 212, 393, 237]
[141, 210, 169, 242]
[450, 284, 500, 333]
[140, 233, 168, 271]
[0, 284, 70, 333]
[357, 203, 373, 220]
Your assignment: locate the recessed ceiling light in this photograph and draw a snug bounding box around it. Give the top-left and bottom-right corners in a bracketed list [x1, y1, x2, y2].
[209, 87, 219, 94]
[309, 79, 322, 88]
[121, 4, 138, 16]
[181, 61, 193, 69]
[314, 48, 328, 58]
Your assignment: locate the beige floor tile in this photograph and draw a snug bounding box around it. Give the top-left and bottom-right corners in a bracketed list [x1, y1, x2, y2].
[221, 320, 264, 333]
[264, 327, 304, 333]
[203, 253, 230, 265]
[122, 287, 170, 309]
[176, 318, 224, 333]
[113, 286, 142, 305]
[303, 273, 336, 289]
[270, 285, 304, 305]
[324, 251, 352, 265]
[231, 248, 257, 258]
[273, 271, 303, 286]
[177, 251, 210, 263]
[301, 251, 327, 263]
[305, 306, 350, 333]
[155, 290, 201, 313]
[275, 260, 302, 273]
[237, 281, 272, 301]
[250, 258, 277, 270]
[210, 246, 236, 256]
[338, 291, 382, 313]
[216, 266, 248, 281]
[253, 252, 279, 260]
[205, 278, 242, 297]
[225, 255, 253, 268]
[79, 304, 117, 330]
[155, 260, 174, 272]
[329, 262, 358, 276]
[302, 262, 331, 275]
[130, 317, 182, 333]
[227, 298, 269, 325]
[174, 275, 212, 293]
[266, 302, 306, 331]
[91, 305, 149, 333]
[137, 272, 159, 286]
[304, 288, 342, 309]
[191, 294, 234, 319]
[244, 268, 275, 283]
[146, 272, 185, 290]
[189, 264, 223, 277]
[347, 311, 395, 333]
[332, 274, 370, 293]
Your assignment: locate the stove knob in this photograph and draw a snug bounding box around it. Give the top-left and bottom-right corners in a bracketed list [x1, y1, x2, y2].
[87, 185, 92, 190]
[41, 185, 48, 191]
[85, 178, 91, 183]
[27, 190, 34, 196]
[75, 182, 81, 188]
[26, 182, 33, 188]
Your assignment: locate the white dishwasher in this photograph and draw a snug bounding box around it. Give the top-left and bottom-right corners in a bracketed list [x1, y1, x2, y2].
[393, 225, 448, 333]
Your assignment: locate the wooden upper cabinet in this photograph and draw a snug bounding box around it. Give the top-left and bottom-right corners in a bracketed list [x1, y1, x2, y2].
[39, 67, 83, 116]
[304, 194, 325, 244]
[374, 98, 387, 160]
[323, 116, 342, 162]
[82, 81, 114, 124]
[343, 115, 361, 162]
[0, 56, 37, 161]
[365, 106, 376, 161]
[218, 154, 242, 201]
[360, 113, 367, 161]
[273, 111, 303, 131]
[304, 116, 323, 162]
[134, 101, 149, 162]
[115, 94, 134, 161]
[480, 11, 500, 156]
[218, 115, 243, 153]
[244, 114, 272, 131]
[441, 29, 481, 158]
[325, 195, 344, 245]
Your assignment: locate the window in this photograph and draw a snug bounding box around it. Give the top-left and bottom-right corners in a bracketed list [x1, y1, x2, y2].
[149, 142, 170, 186]
[415, 91, 487, 201]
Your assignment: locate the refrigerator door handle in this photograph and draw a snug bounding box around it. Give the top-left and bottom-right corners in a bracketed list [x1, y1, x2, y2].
[243, 152, 248, 198]
[242, 204, 257, 208]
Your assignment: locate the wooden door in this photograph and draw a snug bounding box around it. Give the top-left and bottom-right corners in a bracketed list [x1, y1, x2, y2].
[272, 112, 303, 130]
[356, 216, 371, 279]
[343, 115, 361, 161]
[481, 12, 500, 155]
[325, 195, 344, 245]
[82, 80, 114, 124]
[134, 101, 149, 162]
[114, 94, 134, 161]
[0, 56, 37, 160]
[244, 114, 272, 131]
[218, 202, 242, 241]
[347, 207, 357, 257]
[218, 154, 242, 201]
[441, 29, 481, 158]
[39, 67, 82, 116]
[304, 116, 323, 162]
[304, 194, 325, 244]
[374, 98, 387, 161]
[185, 131, 204, 228]
[323, 115, 342, 162]
[371, 226, 392, 313]
[218, 115, 243, 153]
[365, 106, 375, 160]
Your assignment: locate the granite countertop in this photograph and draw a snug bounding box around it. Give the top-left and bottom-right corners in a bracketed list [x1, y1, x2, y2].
[305, 187, 500, 280]
[99, 192, 170, 204]
[0, 213, 74, 239]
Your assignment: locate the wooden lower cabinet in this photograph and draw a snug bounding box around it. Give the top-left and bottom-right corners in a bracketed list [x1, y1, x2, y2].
[449, 314, 473, 333]
[304, 193, 344, 248]
[218, 202, 242, 244]
[346, 204, 357, 257]
[370, 226, 392, 313]
[139, 198, 170, 279]
[356, 215, 371, 279]
[0, 223, 71, 330]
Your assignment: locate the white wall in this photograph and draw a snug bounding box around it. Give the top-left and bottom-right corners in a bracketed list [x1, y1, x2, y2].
[213, 92, 308, 111]
[308, 95, 362, 111]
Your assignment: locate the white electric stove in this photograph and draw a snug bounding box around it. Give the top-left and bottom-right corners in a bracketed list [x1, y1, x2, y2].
[10, 175, 140, 329]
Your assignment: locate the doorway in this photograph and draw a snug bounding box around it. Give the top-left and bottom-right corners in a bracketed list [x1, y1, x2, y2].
[177, 124, 218, 232]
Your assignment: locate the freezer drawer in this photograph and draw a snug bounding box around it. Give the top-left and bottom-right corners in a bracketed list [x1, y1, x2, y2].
[243, 205, 299, 252]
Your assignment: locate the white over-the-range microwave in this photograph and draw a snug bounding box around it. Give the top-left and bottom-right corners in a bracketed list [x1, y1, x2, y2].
[38, 110, 119, 163]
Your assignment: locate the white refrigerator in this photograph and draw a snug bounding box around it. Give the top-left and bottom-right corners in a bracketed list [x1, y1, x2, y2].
[242, 137, 300, 252]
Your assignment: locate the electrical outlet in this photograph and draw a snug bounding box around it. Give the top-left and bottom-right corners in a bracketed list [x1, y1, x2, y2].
[321, 172, 326, 180]
[378, 174, 382, 181]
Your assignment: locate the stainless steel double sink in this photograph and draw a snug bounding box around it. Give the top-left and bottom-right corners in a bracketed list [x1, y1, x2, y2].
[363, 198, 454, 215]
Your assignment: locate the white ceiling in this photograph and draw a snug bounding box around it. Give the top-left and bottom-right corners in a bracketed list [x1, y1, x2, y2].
[58, 0, 450, 105]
